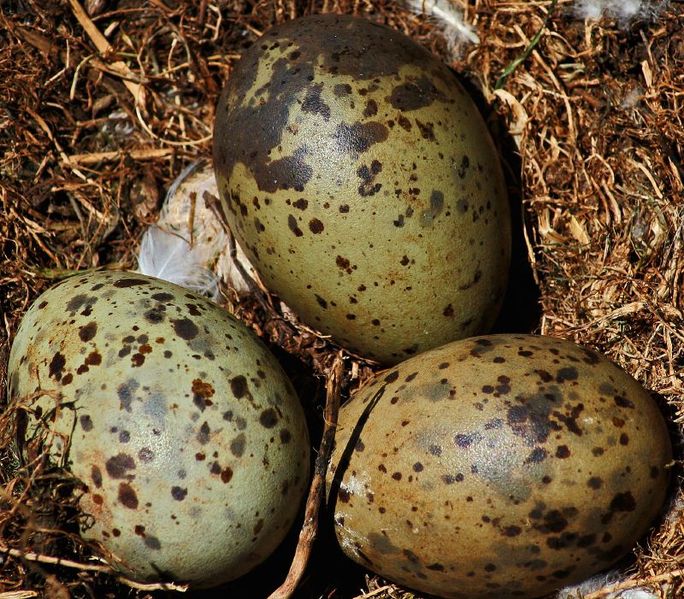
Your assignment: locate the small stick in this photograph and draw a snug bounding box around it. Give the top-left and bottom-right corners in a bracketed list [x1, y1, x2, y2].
[267, 353, 345, 599]
[0, 544, 188, 592]
[63, 148, 174, 166]
[67, 0, 145, 105]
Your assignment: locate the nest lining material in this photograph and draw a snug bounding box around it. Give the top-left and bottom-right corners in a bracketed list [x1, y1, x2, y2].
[1, 0, 683, 598]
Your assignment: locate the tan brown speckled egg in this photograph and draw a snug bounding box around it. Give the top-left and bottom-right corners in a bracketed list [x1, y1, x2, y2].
[7, 271, 310, 588]
[326, 334, 671, 598]
[212, 14, 510, 364]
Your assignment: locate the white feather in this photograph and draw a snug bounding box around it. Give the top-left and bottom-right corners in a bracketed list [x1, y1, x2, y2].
[402, 0, 479, 53]
[557, 570, 658, 599]
[137, 226, 219, 300]
[572, 0, 668, 23]
[136, 160, 258, 301]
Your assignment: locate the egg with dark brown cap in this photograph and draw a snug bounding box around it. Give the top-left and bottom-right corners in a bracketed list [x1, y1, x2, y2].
[213, 14, 511, 364]
[7, 271, 310, 588]
[327, 334, 671, 598]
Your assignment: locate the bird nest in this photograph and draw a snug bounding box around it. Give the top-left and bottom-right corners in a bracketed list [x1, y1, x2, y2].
[1, 1, 683, 598]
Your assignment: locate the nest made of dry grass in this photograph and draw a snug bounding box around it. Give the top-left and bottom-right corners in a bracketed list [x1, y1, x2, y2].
[1, 0, 683, 598]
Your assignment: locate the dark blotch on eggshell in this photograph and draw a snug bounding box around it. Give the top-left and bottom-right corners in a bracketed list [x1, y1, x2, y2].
[213, 14, 511, 364]
[327, 334, 671, 599]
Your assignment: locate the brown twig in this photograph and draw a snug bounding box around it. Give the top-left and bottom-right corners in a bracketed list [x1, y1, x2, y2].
[267, 353, 345, 599]
[67, 0, 145, 105]
[63, 148, 174, 166]
[0, 543, 189, 592]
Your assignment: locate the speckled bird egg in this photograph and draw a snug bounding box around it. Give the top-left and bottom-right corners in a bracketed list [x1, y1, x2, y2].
[327, 335, 671, 598]
[213, 14, 511, 364]
[7, 271, 310, 588]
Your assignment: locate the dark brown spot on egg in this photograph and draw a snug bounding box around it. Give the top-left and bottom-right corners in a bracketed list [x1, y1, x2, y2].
[79, 322, 97, 342]
[138, 447, 154, 462]
[171, 486, 187, 501]
[80, 415, 93, 431]
[535, 369, 553, 383]
[106, 454, 136, 479]
[65, 293, 90, 313]
[309, 218, 324, 233]
[556, 367, 579, 383]
[556, 445, 570, 458]
[145, 536, 161, 550]
[230, 375, 248, 398]
[334, 121, 388, 153]
[416, 119, 435, 140]
[334, 83, 352, 96]
[287, 214, 304, 237]
[152, 292, 174, 302]
[336, 255, 351, 273]
[260, 408, 278, 428]
[231, 433, 246, 457]
[525, 447, 548, 464]
[609, 491, 636, 513]
[390, 77, 444, 111]
[588, 477, 603, 489]
[172, 318, 199, 340]
[197, 422, 211, 444]
[457, 155, 470, 178]
[301, 83, 331, 120]
[614, 394, 635, 409]
[91, 465, 103, 488]
[357, 160, 383, 197]
[221, 467, 233, 483]
[455, 433, 480, 449]
[192, 379, 215, 411]
[118, 483, 138, 509]
[113, 278, 149, 288]
[49, 352, 66, 381]
[85, 351, 102, 366]
[279, 429, 292, 444]
[502, 525, 522, 537]
[363, 99, 378, 117]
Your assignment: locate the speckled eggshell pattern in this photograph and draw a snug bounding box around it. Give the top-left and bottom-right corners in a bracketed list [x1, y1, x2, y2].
[213, 14, 511, 364]
[327, 335, 671, 599]
[7, 271, 310, 588]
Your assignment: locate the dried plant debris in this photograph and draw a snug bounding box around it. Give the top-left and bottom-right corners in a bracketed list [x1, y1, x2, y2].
[1, 0, 683, 598]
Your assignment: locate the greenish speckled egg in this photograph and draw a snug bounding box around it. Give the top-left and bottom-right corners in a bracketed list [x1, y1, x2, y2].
[213, 14, 511, 364]
[7, 271, 310, 588]
[327, 335, 671, 598]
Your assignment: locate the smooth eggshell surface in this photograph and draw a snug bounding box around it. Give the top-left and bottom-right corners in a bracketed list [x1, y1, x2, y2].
[8, 271, 310, 587]
[327, 334, 671, 598]
[213, 14, 511, 364]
